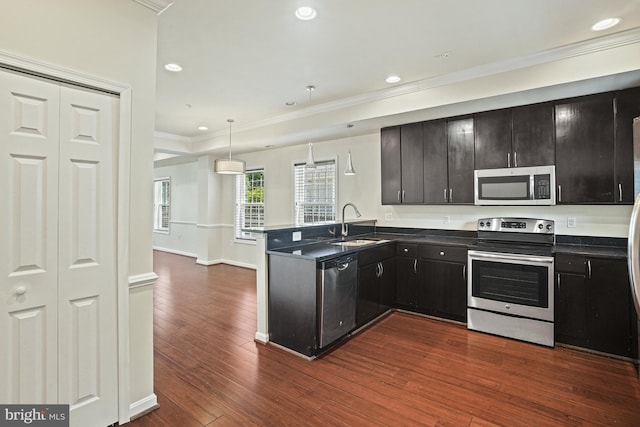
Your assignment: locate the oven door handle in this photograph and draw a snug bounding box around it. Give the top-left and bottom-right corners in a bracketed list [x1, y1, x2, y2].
[468, 250, 553, 264]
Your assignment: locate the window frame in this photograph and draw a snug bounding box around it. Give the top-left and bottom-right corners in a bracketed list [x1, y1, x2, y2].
[153, 177, 171, 234]
[235, 168, 265, 242]
[293, 158, 338, 226]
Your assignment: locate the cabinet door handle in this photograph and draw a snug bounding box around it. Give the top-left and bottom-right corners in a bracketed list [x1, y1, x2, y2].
[439, 251, 445, 256]
[462, 265, 466, 281]
[557, 273, 560, 289]
[587, 259, 592, 279]
[444, 188, 448, 202]
[449, 188, 453, 203]
[558, 185, 562, 203]
[397, 190, 401, 203]
[402, 190, 406, 202]
[403, 248, 409, 253]
[380, 262, 384, 277]
[413, 259, 417, 274]
[619, 183, 623, 202]
[507, 152, 511, 168]
[514, 152, 518, 168]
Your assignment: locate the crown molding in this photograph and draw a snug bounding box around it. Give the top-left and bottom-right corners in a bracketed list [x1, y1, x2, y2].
[132, 0, 173, 14]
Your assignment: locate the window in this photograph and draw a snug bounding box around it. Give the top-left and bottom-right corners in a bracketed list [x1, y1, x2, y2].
[294, 160, 336, 225]
[153, 178, 170, 233]
[235, 169, 265, 240]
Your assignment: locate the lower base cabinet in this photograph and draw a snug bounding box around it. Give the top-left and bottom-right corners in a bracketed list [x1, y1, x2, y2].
[417, 245, 467, 323]
[395, 243, 419, 310]
[555, 254, 637, 358]
[357, 251, 396, 327]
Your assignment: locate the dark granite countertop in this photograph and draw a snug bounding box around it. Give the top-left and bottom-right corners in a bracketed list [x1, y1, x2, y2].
[267, 229, 629, 261]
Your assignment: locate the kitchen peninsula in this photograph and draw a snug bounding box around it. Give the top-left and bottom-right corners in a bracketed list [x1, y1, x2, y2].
[255, 219, 635, 360]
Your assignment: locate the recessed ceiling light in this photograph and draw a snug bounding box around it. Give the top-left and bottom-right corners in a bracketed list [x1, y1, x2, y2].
[591, 17, 621, 31]
[385, 75, 401, 84]
[198, 126, 208, 131]
[164, 63, 183, 72]
[295, 6, 317, 21]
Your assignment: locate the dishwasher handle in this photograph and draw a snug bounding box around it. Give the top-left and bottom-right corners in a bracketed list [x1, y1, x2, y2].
[321, 254, 357, 270]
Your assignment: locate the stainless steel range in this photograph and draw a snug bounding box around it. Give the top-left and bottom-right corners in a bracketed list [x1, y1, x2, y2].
[467, 217, 555, 347]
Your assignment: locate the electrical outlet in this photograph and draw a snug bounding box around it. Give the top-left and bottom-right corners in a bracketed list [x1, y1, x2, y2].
[292, 231, 302, 241]
[567, 217, 577, 228]
[443, 215, 451, 224]
[385, 212, 393, 221]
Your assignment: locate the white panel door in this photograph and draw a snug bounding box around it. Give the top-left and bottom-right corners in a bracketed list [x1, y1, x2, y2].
[0, 71, 60, 404]
[0, 70, 119, 427]
[57, 85, 118, 427]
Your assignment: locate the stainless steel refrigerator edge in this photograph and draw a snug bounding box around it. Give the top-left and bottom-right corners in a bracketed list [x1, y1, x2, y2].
[627, 116, 640, 367]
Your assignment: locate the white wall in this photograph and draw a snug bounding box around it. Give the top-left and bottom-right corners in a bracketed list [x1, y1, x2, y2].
[1, 0, 158, 417]
[154, 161, 199, 257]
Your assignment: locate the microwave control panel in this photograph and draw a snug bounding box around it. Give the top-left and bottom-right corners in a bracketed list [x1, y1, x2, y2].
[533, 174, 551, 199]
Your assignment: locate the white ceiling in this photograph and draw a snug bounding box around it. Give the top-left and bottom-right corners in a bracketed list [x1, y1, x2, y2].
[155, 0, 640, 158]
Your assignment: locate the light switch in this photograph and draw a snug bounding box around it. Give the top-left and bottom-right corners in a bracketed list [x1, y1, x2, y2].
[292, 231, 302, 241]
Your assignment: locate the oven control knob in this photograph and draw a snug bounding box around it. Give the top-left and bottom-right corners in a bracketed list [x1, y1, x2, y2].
[479, 221, 484, 228]
[485, 221, 491, 228]
[546, 224, 553, 231]
[538, 224, 543, 229]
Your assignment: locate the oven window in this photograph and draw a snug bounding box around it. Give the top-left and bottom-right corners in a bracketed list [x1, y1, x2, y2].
[471, 260, 549, 308]
[478, 175, 529, 200]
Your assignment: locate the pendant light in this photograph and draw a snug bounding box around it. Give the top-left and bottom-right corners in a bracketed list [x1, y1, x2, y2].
[344, 124, 356, 176]
[215, 119, 246, 174]
[305, 85, 316, 169]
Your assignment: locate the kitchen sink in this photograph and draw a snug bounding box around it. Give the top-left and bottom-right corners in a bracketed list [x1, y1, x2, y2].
[331, 239, 384, 248]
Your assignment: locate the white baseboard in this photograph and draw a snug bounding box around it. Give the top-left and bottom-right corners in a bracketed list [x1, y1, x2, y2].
[153, 246, 197, 258]
[196, 257, 223, 266]
[254, 331, 269, 344]
[129, 393, 159, 420]
[196, 258, 256, 270]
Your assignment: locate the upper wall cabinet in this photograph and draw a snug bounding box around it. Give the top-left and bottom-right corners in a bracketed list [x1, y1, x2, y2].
[381, 123, 424, 204]
[423, 120, 449, 203]
[614, 87, 640, 204]
[474, 103, 555, 169]
[555, 93, 615, 204]
[446, 117, 475, 204]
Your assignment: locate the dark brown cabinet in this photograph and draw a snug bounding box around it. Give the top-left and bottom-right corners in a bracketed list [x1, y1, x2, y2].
[474, 103, 555, 170]
[512, 102, 556, 167]
[395, 243, 419, 309]
[423, 120, 449, 204]
[357, 244, 396, 326]
[417, 244, 467, 322]
[555, 253, 637, 358]
[446, 117, 475, 204]
[381, 126, 401, 205]
[381, 123, 424, 204]
[474, 109, 512, 169]
[614, 87, 640, 204]
[555, 93, 615, 204]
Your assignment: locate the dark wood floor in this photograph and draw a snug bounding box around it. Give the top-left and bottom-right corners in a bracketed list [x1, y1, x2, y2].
[129, 250, 640, 426]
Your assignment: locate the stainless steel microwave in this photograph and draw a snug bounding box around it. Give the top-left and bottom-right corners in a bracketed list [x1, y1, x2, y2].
[474, 165, 556, 205]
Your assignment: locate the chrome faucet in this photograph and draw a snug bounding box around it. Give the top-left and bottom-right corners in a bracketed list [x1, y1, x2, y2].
[341, 202, 361, 237]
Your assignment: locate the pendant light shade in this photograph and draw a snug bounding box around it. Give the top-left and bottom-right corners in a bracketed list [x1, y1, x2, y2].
[215, 119, 245, 174]
[306, 142, 316, 169]
[344, 124, 356, 175]
[344, 150, 356, 175]
[305, 85, 317, 169]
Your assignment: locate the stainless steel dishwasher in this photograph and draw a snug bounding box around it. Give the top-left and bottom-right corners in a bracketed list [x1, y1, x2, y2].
[318, 254, 358, 348]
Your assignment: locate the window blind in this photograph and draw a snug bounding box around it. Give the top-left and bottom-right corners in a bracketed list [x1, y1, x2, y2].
[294, 160, 336, 225]
[235, 169, 265, 240]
